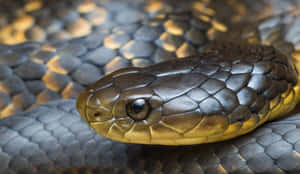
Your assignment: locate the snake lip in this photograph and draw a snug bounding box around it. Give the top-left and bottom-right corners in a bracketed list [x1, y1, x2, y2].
[76, 90, 90, 122]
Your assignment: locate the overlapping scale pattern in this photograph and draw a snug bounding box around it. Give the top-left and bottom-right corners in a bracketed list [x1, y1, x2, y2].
[0, 0, 224, 117]
[0, 0, 300, 173]
[83, 43, 299, 145]
[3, 99, 300, 173]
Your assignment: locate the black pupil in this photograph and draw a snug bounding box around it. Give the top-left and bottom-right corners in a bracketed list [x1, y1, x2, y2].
[131, 99, 145, 114]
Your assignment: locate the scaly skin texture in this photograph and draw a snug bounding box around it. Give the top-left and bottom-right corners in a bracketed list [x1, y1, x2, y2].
[0, 0, 217, 117]
[1, 0, 300, 173]
[77, 44, 300, 145]
[1, 99, 300, 174]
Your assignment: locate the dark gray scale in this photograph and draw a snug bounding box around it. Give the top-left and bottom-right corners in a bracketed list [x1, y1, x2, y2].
[269, 63, 298, 86]
[214, 88, 239, 113]
[201, 79, 225, 95]
[269, 64, 288, 80]
[220, 62, 232, 72]
[229, 106, 252, 122]
[120, 40, 155, 59]
[237, 87, 257, 106]
[252, 61, 272, 74]
[187, 88, 209, 103]
[155, 32, 185, 51]
[231, 63, 253, 74]
[212, 71, 231, 82]
[113, 72, 156, 91]
[263, 80, 285, 99]
[143, 56, 201, 77]
[247, 75, 272, 94]
[249, 95, 266, 113]
[153, 48, 176, 63]
[162, 95, 198, 115]
[193, 64, 220, 76]
[199, 97, 223, 115]
[150, 73, 207, 101]
[185, 28, 207, 45]
[134, 25, 163, 41]
[226, 74, 250, 92]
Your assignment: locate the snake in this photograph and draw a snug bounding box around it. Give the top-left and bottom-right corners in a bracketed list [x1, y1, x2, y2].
[1, 0, 300, 173]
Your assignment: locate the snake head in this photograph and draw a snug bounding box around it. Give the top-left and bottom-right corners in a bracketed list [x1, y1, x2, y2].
[77, 45, 299, 145]
[76, 58, 232, 145]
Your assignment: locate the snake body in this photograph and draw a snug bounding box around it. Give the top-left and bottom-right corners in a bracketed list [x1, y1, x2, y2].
[2, 99, 300, 174]
[1, 0, 300, 173]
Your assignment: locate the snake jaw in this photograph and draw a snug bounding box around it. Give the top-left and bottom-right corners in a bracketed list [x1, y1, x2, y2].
[76, 89, 89, 122]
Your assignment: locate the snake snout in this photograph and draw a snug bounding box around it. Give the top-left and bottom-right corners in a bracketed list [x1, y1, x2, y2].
[78, 88, 114, 124]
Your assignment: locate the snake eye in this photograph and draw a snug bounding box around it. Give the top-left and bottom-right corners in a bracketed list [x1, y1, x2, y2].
[94, 112, 101, 118]
[127, 98, 150, 120]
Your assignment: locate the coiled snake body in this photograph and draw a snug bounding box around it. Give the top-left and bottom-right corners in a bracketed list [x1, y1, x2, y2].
[1, 0, 300, 173]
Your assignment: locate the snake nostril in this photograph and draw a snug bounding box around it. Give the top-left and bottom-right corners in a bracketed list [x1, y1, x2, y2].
[94, 112, 101, 118]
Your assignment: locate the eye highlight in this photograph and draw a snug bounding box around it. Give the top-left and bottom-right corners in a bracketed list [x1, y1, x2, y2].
[127, 98, 150, 121]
